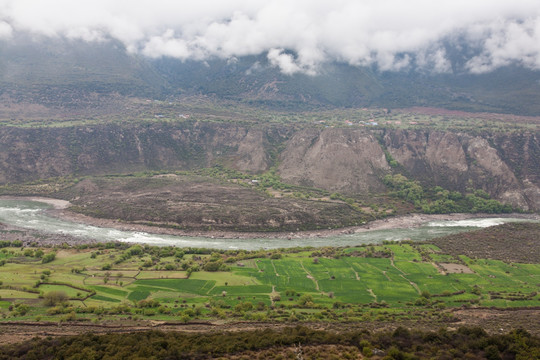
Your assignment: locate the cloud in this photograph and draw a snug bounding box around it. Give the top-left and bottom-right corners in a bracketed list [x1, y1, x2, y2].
[1, 0, 540, 74]
[267, 48, 318, 75]
[466, 16, 540, 73]
[416, 48, 452, 73]
[0, 21, 12, 38]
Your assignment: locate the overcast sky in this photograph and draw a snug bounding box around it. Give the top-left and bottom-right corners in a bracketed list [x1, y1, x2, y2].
[1, 0, 540, 74]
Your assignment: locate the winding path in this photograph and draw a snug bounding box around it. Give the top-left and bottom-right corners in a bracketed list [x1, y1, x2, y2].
[300, 261, 319, 291]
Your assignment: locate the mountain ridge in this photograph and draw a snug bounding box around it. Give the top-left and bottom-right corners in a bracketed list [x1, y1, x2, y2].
[2, 37, 540, 115]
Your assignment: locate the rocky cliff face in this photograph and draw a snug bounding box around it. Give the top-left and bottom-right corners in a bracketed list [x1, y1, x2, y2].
[0, 123, 538, 211]
[278, 128, 389, 193]
[0, 123, 285, 183]
[383, 129, 540, 210]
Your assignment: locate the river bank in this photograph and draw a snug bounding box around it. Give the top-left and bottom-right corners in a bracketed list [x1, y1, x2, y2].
[1, 196, 538, 248]
[50, 202, 539, 240]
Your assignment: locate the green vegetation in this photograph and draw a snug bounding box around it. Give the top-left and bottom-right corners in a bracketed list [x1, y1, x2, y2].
[1, 326, 538, 359]
[0, 230, 538, 324]
[1, 93, 537, 132]
[383, 174, 514, 214]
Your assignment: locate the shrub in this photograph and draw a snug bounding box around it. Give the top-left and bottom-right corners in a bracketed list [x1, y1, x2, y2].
[43, 291, 68, 306]
[63, 311, 77, 322]
[298, 294, 314, 306]
[41, 253, 56, 264]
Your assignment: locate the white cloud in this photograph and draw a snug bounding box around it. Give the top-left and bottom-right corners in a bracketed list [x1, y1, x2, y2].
[416, 48, 452, 73]
[466, 16, 540, 73]
[0, 21, 12, 38]
[268, 48, 317, 75]
[1, 0, 540, 74]
[142, 30, 193, 59]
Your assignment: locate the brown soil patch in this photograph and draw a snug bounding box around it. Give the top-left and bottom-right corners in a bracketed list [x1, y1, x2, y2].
[430, 222, 540, 263]
[51, 201, 538, 240]
[52, 175, 372, 233]
[451, 308, 540, 335]
[439, 263, 474, 274]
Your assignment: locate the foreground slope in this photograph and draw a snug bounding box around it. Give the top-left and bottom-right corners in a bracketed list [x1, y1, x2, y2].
[0, 223, 538, 330]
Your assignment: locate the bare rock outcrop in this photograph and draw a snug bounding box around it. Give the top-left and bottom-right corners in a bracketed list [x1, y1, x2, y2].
[278, 128, 389, 193]
[384, 129, 539, 210]
[0, 123, 538, 211]
[234, 129, 269, 173]
[384, 130, 468, 186]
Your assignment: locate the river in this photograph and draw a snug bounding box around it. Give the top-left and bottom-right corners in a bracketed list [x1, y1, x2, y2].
[0, 199, 537, 250]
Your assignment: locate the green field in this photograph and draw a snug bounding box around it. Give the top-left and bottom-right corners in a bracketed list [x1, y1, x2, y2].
[0, 240, 538, 323]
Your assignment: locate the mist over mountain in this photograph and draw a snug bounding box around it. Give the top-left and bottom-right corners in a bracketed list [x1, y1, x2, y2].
[152, 51, 540, 114]
[0, 35, 539, 115]
[2, 0, 540, 114]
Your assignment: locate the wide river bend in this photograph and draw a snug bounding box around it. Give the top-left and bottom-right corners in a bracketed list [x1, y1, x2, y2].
[0, 199, 537, 250]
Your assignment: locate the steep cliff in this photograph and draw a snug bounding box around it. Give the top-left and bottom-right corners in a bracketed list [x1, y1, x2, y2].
[0, 122, 538, 211]
[0, 122, 286, 183]
[383, 130, 540, 210]
[278, 128, 389, 193]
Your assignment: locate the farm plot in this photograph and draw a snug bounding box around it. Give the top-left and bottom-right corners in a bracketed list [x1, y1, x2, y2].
[392, 261, 439, 276]
[318, 279, 372, 303]
[89, 285, 128, 299]
[465, 259, 538, 291]
[306, 258, 357, 281]
[132, 279, 213, 295]
[254, 259, 318, 293]
[342, 259, 418, 303]
[189, 271, 259, 286]
[0, 289, 40, 300]
[430, 253, 458, 263]
[389, 244, 422, 261]
[84, 276, 135, 287]
[38, 284, 91, 298]
[126, 286, 157, 302]
[209, 285, 272, 296]
[136, 271, 188, 279]
[90, 295, 122, 303]
[1, 236, 539, 324]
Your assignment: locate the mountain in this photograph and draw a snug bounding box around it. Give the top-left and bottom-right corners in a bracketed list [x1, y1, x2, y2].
[0, 35, 168, 107]
[1, 37, 540, 115]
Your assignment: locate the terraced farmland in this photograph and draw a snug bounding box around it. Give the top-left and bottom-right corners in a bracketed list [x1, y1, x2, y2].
[0, 236, 538, 325]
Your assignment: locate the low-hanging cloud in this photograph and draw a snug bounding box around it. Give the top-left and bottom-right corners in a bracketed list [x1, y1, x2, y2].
[1, 0, 540, 74]
[0, 21, 11, 38]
